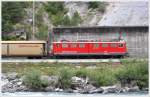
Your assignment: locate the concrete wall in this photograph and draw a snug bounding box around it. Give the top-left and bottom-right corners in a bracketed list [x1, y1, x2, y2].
[53, 26, 148, 57]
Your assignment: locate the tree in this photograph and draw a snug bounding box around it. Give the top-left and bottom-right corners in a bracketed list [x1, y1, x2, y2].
[62, 15, 71, 26]
[71, 11, 82, 26]
[2, 2, 26, 32]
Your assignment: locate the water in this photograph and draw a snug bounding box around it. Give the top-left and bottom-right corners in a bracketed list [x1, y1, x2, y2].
[1, 91, 149, 97]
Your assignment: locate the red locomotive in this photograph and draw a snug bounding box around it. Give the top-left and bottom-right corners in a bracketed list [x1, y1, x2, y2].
[52, 41, 127, 57]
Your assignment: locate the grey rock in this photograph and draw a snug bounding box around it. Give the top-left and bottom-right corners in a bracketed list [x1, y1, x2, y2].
[15, 85, 28, 92]
[142, 88, 148, 91]
[1, 74, 7, 80]
[7, 73, 18, 81]
[55, 88, 63, 92]
[102, 85, 122, 94]
[126, 86, 140, 92]
[71, 76, 89, 89]
[2, 79, 9, 86]
[103, 88, 118, 94]
[64, 89, 73, 93]
[89, 88, 104, 94]
[40, 75, 59, 86]
[44, 86, 54, 92]
[80, 84, 96, 94]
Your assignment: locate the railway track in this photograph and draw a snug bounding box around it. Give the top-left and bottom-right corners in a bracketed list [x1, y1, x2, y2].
[1, 59, 120, 63]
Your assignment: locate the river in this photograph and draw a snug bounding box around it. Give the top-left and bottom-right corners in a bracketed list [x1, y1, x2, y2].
[1, 91, 149, 97]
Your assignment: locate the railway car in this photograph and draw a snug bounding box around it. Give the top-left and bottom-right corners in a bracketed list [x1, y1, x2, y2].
[2, 41, 47, 58]
[52, 41, 128, 57]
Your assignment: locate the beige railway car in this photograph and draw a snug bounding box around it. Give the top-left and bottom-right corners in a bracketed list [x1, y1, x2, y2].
[2, 41, 47, 57]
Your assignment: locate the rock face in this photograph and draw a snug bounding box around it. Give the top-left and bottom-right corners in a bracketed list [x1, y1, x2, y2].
[99, 1, 148, 26]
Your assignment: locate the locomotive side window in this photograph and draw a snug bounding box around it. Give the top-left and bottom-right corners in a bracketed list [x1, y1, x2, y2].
[71, 43, 77, 48]
[119, 43, 124, 47]
[62, 43, 68, 48]
[56, 44, 60, 48]
[110, 43, 117, 48]
[102, 43, 108, 47]
[93, 43, 99, 49]
[79, 43, 85, 48]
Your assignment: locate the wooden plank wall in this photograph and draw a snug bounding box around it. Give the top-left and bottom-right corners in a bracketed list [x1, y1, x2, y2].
[53, 27, 148, 58]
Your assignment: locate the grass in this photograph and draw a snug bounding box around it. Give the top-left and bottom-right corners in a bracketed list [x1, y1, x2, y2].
[2, 58, 148, 89]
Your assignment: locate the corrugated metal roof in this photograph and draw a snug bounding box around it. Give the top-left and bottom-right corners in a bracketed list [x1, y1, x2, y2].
[53, 26, 148, 29]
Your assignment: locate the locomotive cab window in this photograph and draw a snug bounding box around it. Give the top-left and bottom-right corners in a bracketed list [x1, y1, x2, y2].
[102, 43, 108, 47]
[56, 44, 60, 48]
[62, 43, 68, 48]
[119, 43, 124, 47]
[79, 43, 85, 48]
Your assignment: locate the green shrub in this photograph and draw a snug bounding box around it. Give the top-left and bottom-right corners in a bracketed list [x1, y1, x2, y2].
[88, 2, 107, 13]
[88, 68, 117, 87]
[70, 11, 82, 26]
[44, 2, 66, 15]
[75, 68, 88, 78]
[35, 25, 48, 40]
[57, 67, 74, 89]
[88, 2, 99, 9]
[115, 60, 148, 89]
[23, 68, 48, 89]
[61, 15, 71, 26]
[2, 36, 18, 40]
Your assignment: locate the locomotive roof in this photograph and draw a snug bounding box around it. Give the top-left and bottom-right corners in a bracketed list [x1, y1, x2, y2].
[53, 41, 126, 43]
[53, 26, 148, 29]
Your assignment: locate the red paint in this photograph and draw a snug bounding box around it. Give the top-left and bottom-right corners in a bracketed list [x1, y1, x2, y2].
[52, 42, 127, 56]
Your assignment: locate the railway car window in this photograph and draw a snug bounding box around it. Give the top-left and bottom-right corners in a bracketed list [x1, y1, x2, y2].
[93, 43, 99, 49]
[110, 43, 117, 47]
[79, 43, 85, 48]
[119, 43, 124, 47]
[102, 43, 108, 47]
[62, 43, 68, 48]
[71, 43, 77, 48]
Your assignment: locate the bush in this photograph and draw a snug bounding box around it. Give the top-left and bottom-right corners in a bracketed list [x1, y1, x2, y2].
[61, 15, 71, 26]
[88, 2, 107, 13]
[57, 67, 74, 89]
[75, 68, 88, 78]
[88, 68, 117, 87]
[2, 36, 18, 40]
[88, 2, 99, 9]
[23, 68, 48, 89]
[115, 60, 148, 89]
[35, 25, 48, 40]
[70, 11, 82, 26]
